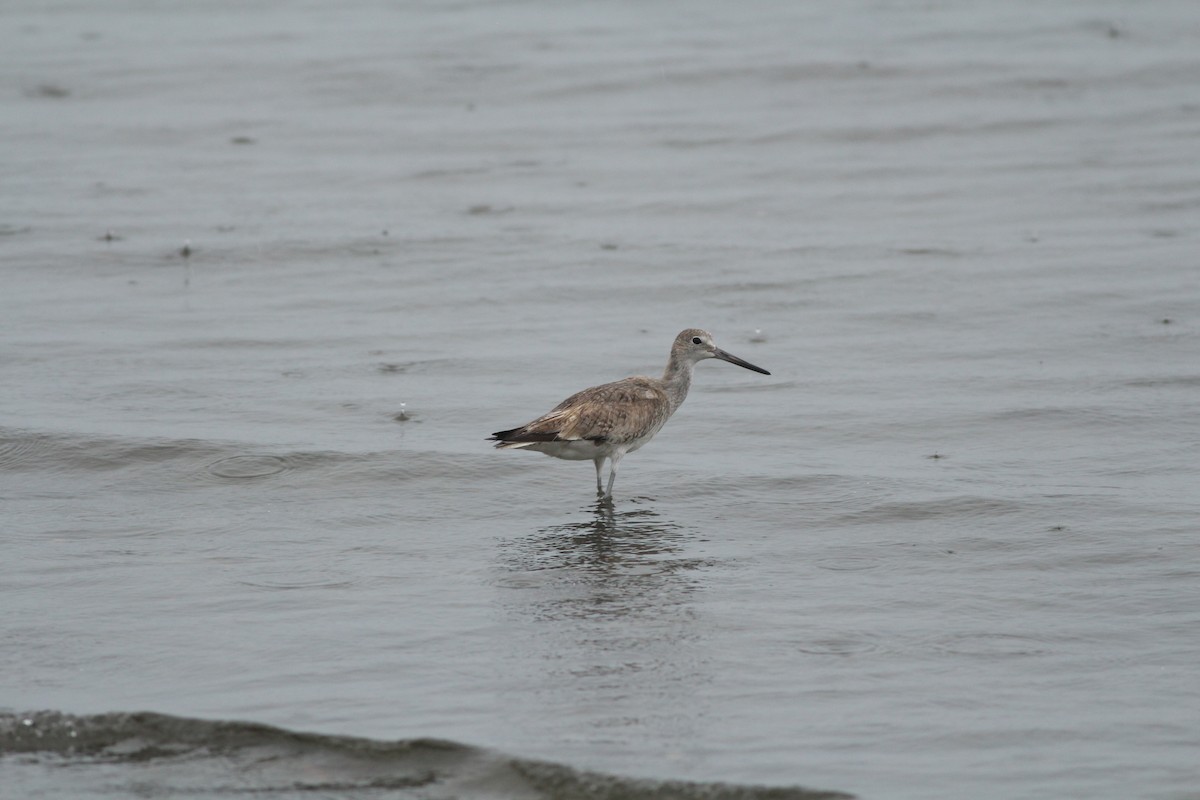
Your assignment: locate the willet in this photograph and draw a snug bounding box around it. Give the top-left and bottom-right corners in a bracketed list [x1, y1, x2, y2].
[490, 328, 770, 499]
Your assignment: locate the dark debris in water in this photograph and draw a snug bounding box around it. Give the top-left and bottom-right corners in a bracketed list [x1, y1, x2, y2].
[26, 83, 70, 98]
[466, 204, 514, 215]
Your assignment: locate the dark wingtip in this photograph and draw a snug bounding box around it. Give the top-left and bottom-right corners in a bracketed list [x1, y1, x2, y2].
[490, 427, 563, 444]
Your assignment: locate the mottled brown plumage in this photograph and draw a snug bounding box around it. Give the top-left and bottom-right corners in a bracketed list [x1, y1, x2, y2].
[494, 377, 671, 445]
[490, 329, 770, 499]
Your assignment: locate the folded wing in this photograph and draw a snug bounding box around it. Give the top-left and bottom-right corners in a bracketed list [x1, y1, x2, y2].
[490, 377, 670, 447]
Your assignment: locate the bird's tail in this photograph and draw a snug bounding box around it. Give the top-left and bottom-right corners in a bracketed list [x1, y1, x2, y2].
[489, 427, 558, 449]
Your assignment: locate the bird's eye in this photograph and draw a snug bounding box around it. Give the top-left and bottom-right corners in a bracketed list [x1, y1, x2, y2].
[691, 337, 702, 345]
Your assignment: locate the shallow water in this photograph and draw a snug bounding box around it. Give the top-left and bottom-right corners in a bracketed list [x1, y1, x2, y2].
[4, 1, 1200, 799]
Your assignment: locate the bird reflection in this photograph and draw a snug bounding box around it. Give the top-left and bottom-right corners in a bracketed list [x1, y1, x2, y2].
[495, 500, 710, 748]
[498, 500, 707, 622]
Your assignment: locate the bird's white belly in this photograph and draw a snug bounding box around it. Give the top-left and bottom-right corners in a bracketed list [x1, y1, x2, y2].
[526, 433, 657, 461]
[525, 440, 605, 461]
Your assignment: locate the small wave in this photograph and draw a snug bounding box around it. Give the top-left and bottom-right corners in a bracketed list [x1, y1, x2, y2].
[0, 427, 501, 495]
[702, 379, 799, 393]
[0, 428, 224, 473]
[0, 710, 852, 800]
[836, 495, 1026, 525]
[1123, 374, 1200, 389]
[985, 405, 1156, 429]
[0, 431, 54, 469]
[811, 555, 884, 572]
[925, 632, 1057, 659]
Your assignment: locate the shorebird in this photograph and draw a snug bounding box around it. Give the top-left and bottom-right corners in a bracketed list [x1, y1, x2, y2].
[490, 329, 770, 499]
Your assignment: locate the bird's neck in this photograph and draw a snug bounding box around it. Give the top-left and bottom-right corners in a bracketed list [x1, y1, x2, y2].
[661, 353, 694, 412]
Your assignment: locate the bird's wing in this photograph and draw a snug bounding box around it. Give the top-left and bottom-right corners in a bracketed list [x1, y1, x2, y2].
[495, 377, 670, 444]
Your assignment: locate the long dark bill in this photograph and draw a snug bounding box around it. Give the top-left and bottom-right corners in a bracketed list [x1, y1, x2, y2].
[713, 347, 770, 375]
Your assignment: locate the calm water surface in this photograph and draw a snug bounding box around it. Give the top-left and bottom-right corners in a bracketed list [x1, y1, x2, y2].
[3, 1, 1199, 799]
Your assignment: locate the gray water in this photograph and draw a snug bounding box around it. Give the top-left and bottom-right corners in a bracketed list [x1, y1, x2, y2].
[3, 1, 1199, 798]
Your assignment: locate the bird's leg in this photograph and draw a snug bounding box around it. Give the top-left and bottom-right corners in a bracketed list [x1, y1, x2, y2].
[603, 450, 625, 500]
[593, 456, 607, 496]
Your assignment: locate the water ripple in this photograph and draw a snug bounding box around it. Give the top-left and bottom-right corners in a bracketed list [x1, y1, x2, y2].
[206, 454, 289, 479]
